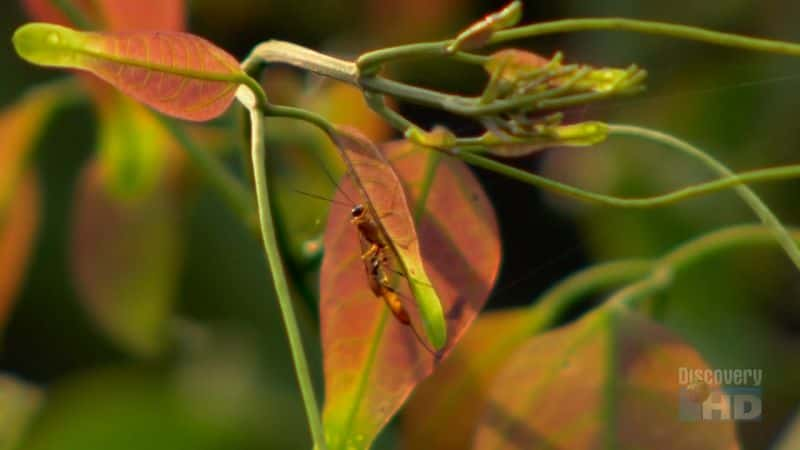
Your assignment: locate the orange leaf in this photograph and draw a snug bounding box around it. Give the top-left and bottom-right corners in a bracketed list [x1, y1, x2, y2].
[14, 24, 244, 121]
[320, 140, 501, 450]
[0, 174, 40, 331]
[23, 0, 186, 31]
[473, 309, 740, 450]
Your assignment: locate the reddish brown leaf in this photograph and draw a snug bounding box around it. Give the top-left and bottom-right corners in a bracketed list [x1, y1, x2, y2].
[0, 174, 40, 331]
[71, 160, 182, 356]
[320, 140, 501, 450]
[14, 24, 243, 121]
[473, 309, 740, 450]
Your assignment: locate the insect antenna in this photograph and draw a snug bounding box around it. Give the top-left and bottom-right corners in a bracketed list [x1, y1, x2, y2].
[293, 189, 352, 208]
[317, 157, 358, 206]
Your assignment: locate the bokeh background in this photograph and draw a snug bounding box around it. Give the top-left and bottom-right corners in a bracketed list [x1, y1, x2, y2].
[1, 0, 800, 449]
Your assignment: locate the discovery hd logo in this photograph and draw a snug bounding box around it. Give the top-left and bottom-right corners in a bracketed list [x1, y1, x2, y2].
[678, 368, 763, 421]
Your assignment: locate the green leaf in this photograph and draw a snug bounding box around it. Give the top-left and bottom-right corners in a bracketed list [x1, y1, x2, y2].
[320, 140, 501, 450]
[13, 23, 243, 121]
[473, 309, 740, 450]
[70, 159, 182, 356]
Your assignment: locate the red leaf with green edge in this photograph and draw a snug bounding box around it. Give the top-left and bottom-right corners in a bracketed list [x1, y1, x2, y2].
[0, 81, 71, 214]
[23, 0, 185, 31]
[0, 373, 43, 448]
[71, 159, 183, 356]
[94, 93, 171, 199]
[0, 174, 40, 332]
[13, 23, 244, 121]
[473, 309, 740, 450]
[401, 308, 531, 450]
[320, 140, 501, 450]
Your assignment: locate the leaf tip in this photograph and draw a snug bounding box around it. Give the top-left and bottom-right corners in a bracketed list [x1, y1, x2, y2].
[13, 22, 80, 68]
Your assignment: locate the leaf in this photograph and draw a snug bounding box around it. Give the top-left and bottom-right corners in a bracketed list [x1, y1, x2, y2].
[482, 122, 609, 158]
[0, 374, 43, 450]
[401, 309, 531, 450]
[0, 174, 40, 332]
[320, 140, 501, 450]
[0, 81, 69, 215]
[473, 309, 740, 450]
[23, 0, 185, 34]
[774, 409, 800, 450]
[13, 23, 243, 121]
[331, 129, 447, 349]
[70, 159, 182, 356]
[94, 93, 170, 199]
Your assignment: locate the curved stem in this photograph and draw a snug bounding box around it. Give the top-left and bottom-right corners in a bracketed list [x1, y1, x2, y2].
[358, 17, 800, 71]
[608, 124, 800, 271]
[453, 149, 800, 208]
[609, 225, 800, 308]
[248, 107, 326, 450]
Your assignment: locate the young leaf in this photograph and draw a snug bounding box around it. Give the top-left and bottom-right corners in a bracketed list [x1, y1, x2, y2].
[0, 174, 40, 332]
[71, 160, 182, 356]
[320, 140, 501, 450]
[331, 129, 447, 350]
[472, 309, 740, 450]
[13, 23, 243, 121]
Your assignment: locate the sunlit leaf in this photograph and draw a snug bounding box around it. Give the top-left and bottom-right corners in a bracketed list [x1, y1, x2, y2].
[320, 140, 501, 450]
[473, 309, 740, 450]
[70, 160, 182, 356]
[402, 309, 531, 450]
[13, 23, 243, 121]
[94, 93, 170, 199]
[0, 174, 40, 332]
[0, 374, 42, 450]
[482, 122, 609, 157]
[331, 129, 446, 349]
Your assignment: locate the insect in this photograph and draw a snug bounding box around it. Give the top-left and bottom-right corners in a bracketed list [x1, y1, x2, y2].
[352, 203, 411, 325]
[297, 170, 415, 327]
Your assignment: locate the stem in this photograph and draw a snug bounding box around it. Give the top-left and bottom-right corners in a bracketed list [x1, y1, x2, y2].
[491, 18, 800, 56]
[608, 225, 800, 308]
[158, 116, 256, 230]
[51, 0, 95, 29]
[358, 17, 800, 71]
[453, 149, 800, 208]
[608, 124, 800, 271]
[243, 40, 358, 84]
[248, 107, 326, 450]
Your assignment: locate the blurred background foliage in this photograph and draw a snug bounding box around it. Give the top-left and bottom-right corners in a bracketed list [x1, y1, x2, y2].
[1, 0, 799, 449]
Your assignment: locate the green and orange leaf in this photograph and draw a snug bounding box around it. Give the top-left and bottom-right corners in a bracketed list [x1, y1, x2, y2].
[0, 174, 40, 332]
[320, 140, 501, 450]
[70, 160, 183, 356]
[472, 309, 740, 450]
[13, 23, 244, 121]
[331, 129, 446, 349]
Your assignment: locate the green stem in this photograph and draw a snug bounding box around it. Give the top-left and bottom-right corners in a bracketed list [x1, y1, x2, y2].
[51, 0, 95, 30]
[453, 150, 800, 208]
[158, 116, 256, 230]
[608, 124, 800, 271]
[358, 17, 800, 71]
[491, 18, 800, 55]
[248, 107, 326, 450]
[608, 225, 800, 308]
